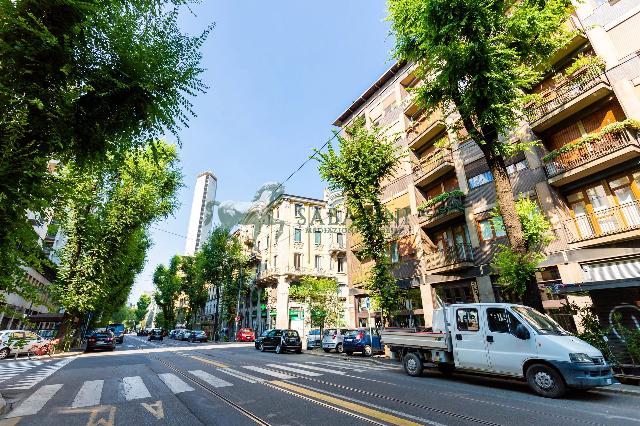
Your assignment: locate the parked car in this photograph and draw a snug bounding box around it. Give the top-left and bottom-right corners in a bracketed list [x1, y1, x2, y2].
[255, 329, 272, 350]
[176, 329, 191, 341]
[343, 328, 383, 357]
[37, 329, 57, 340]
[136, 329, 147, 336]
[0, 330, 45, 359]
[187, 330, 208, 343]
[306, 329, 322, 350]
[236, 328, 255, 342]
[107, 323, 125, 344]
[258, 329, 302, 354]
[322, 328, 353, 353]
[148, 329, 163, 341]
[168, 330, 177, 339]
[85, 329, 116, 352]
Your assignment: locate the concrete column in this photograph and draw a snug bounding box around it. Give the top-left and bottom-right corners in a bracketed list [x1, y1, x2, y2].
[613, 79, 640, 120]
[419, 281, 434, 327]
[476, 275, 495, 303]
[587, 26, 619, 69]
[275, 276, 290, 329]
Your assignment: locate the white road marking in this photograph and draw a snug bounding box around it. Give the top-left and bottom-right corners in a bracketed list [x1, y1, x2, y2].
[121, 376, 151, 400]
[242, 366, 294, 380]
[3, 356, 77, 390]
[286, 363, 346, 375]
[306, 361, 367, 372]
[265, 364, 322, 376]
[157, 373, 194, 394]
[6, 384, 63, 418]
[218, 368, 265, 384]
[189, 370, 233, 388]
[71, 380, 104, 408]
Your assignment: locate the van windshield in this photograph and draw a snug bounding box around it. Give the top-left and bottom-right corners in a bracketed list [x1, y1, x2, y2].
[512, 306, 569, 336]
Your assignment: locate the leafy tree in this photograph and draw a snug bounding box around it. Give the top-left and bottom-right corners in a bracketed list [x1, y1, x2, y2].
[110, 304, 136, 325]
[289, 277, 343, 328]
[317, 118, 402, 323]
[388, 0, 573, 311]
[0, 0, 210, 302]
[153, 256, 182, 330]
[178, 255, 207, 328]
[55, 141, 181, 329]
[135, 294, 152, 324]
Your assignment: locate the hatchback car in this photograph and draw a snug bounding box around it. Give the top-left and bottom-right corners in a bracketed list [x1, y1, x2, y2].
[176, 330, 191, 341]
[236, 328, 255, 342]
[322, 328, 354, 353]
[0, 330, 45, 359]
[258, 329, 302, 354]
[85, 329, 116, 352]
[148, 329, 164, 341]
[187, 330, 208, 343]
[343, 328, 383, 356]
[254, 329, 272, 349]
[107, 323, 125, 344]
[306, 329, 322, 350]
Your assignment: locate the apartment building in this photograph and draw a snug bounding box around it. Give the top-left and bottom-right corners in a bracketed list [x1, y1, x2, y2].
[334, 0, 640, 353]
[185, 171, 218, 256]
[236, 190, 349, 337]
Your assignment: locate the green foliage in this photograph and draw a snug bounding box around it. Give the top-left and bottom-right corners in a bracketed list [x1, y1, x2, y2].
[178, 255, 207, 328]
[316, 118, 402, 321]
[289, 277, 343, 328]
[0, 0, 210, 304]
[543, 119, 640, 162]
[110, 305, 136, 325]
[135, 294, 152, 323]
[153, 256, 182, 330]
[567, 302, 617, 364]
[417, 190, 465, 212]
[55, 141, 181, 319]
[515, 197, 554, 249]
[491, 246, 543, 297]
[563, 53, 606, 78]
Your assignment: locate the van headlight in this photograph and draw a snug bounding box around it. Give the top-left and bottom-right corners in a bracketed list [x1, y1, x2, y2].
[569, 353, 592, 363]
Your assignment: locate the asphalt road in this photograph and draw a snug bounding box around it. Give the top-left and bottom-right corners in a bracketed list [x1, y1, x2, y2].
[0, 334, 638, 426]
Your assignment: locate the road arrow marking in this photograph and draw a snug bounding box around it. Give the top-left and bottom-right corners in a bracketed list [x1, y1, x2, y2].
[141, 400, 164, 420]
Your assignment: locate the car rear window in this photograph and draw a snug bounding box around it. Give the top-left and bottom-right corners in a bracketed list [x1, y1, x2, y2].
[323, 329, 336, 336]
[108, 324, 124, 332]
[284, 330, 299, 337]
[241, 328, 253, 333]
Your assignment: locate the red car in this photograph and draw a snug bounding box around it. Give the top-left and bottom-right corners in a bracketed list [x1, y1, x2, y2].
[236, 328, 255, 342]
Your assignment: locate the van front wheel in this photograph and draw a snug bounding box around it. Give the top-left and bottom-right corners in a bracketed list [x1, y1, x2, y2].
[526, 364, 566, 398]
[403, 353, 423, 377]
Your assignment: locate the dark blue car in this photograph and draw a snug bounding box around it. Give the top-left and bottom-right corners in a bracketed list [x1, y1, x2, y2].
[342, 328, 383, 357]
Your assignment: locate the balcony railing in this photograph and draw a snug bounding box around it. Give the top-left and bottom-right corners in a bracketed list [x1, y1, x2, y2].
[524, 63, 607, 123]
[543, 130, 638, 178]
[418, 193, 465, 227]
[426, 243, 474, 271]
[328, 242, 346, 253]
[413, 148, 453, 184]
[256, 268, 280, 281]
[406, 110, 444, 146]
[285, 266, 332, 278]
[564, 200, 640, 243]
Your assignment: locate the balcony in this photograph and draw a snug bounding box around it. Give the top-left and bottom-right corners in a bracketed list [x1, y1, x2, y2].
[255, 268, 280, 283]
[563, 200, 640, 247]
[413, 148, 454, 188]
[543, 123, 640, 186]
[284, 266, 332, 278]
[425, 243, 474, 273]
[547, 17, 587, 67]
[418, 192, 465, 229]
[524, 62, 611, 132]
[350, 233, 365, 253]
[402, 93, 420, 117]
[406, 110, 446, 150]
[328, 242, 346, 255]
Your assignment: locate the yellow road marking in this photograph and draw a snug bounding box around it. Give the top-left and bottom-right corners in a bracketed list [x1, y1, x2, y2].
[86, 406, 116, 426]
[190, 356, 228, 368]
[269, 381, 421, 426]
[141, 400, 164, 420]
[0, 418, 21, 426]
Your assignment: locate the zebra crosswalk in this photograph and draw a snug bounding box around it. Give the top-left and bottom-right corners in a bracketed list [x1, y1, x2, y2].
[0, 359, 53, 383]
[5, 359, 399, 419]
[1, 356, 76, 390]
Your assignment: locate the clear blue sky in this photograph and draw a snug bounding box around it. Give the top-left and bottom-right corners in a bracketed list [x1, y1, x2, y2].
[129, 1, 394, 303]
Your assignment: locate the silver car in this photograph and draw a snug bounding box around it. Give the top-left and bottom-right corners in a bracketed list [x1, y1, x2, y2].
[321, 328, 354, 354]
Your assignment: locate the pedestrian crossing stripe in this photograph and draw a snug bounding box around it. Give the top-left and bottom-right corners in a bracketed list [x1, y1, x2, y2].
[189, 370, 233, 388]
[265, 364, 322, 376]
[72, 380, 104, 408]
[158, 373, 194, 394]
[122, 376, 151, 400]
[242, 365, 295, 380]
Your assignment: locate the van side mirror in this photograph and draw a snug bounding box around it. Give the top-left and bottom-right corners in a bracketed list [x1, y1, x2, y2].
[514, 324, 530, 340]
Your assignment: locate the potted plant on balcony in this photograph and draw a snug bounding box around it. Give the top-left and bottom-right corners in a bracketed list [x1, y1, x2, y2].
[417, 190, 465, 220]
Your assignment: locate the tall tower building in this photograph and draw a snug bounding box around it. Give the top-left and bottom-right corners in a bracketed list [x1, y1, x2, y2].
[185, 171, 217, 255]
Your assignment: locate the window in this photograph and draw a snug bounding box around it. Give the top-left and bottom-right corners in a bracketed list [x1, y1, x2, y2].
[337, 232, 344, 247]
[336, 210, 343, 223]
[273, 255, 277, 267]
[507, 160, 527, 174]
[314, 255, 322, 270]
[456, 308, 479, 332]
[468, 171, 494, 189]
[477, 216, 507, 241]
[266, 235, 270, 247]
[294, 253, 302, 269]
[273, 208, 279, 219]
[486, 308, 521, 334]
[294, 203, 303, 218]
[337, 256, 345, 273]
[294, 228, 302, 242]
[257, 241, 261, 250]
[314, 230, 321, 245]
[390, 242, 399, 263]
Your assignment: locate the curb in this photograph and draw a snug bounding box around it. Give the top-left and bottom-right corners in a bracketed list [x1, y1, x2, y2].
[594, 384, 640, 396]
[304, 349, 398, 367]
